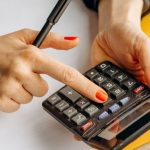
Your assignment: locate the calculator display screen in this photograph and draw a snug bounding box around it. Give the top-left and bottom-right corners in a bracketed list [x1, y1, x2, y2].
[98, 99, 150, 140]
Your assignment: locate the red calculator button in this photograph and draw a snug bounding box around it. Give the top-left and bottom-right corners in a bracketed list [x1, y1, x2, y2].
[81, 120, 93, 132]
[133, 85, 145, 94]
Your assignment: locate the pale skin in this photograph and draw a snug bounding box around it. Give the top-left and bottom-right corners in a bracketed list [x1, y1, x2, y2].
[75, 0, 150, 148]
[0, 0, 149, 149]
[92, 0, 150, 85]
[0, 29, 108, 113]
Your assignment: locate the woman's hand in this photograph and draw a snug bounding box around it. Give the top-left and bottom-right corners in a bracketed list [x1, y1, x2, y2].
[92, 0, 150, 86]
[0, 29, 108, 113]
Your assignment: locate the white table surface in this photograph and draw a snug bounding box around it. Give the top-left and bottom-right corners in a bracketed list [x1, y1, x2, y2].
[0, 0, 98, 150]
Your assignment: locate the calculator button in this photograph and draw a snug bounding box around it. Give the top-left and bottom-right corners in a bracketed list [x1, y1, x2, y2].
[122, 79, 137, 90]
[71, 113, 87, 125]
[114, 73, 128, 83]
[76, 98, 90, 110]
[108, 103, 121, 113]
[84, 105, 99, 117]
[102, 81, 116, 91]
[59, 87, 81, 103]
[55, 100, 69, 112]
[119, 97, 130, 106]
[47, 94, 61, 105]
[85, 69, 99, 80]
[81, 120, 94, 132]
[94, 75, 107, 86]
[98, 111, 110, 120]
[111, 87, 126, 99]
[63, 107, 78, 118]
[97, 62, 110, 72]
[133, 85, 145, 95]
[103, 98, 113, 106]
[105, 68, 119, 77]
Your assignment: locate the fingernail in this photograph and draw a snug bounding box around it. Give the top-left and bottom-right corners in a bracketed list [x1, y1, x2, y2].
[96, 90, 108, 103]
[64, 36, 78, 40]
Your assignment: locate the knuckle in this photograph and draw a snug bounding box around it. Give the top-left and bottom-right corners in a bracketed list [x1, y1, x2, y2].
[20, 49, 42, 65]
[37, 81, 48, 97]
[0, 77, 15, 95]
[7, 104, 20, 113]
[21, 28, 33, 35]
[20, 48, 36, 59]
[61, 68, 80, 84]
[0, 97, 20, 113]
[48, 32, 55, 38]
[10, 63, 30, 80]
[22, 96, 33, 104]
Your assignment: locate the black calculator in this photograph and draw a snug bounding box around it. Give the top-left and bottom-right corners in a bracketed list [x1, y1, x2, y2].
[42, 61, 150, 150]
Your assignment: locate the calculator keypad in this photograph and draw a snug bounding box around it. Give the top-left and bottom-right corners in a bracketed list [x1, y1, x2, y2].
[108, 103, 121, 113]
[133, 85, 145, 94]
[43, 61, 149, 137]
[63, 107, 78, 119]
[94, 74, 107, 86]
[71, 113, 87, 125]
[119, 97, 130, 106]
[84, 105, 99, 117]
[122, 79, 137, 90]
[97, 62, 110, 72]
[114, 73, 128, 83]
[102, 80, 116, 91]
[86, 69, 99, 80]
[59, 86, 81, 103]
[105, 67, 119, 77]
[81, 120, 94, 132]
[55, 100, 69, 112]
[98, 111, 110, 120]
[76, 98, 90, 110]
[111, 87, 126, 99]
[47, 94, 61, 105]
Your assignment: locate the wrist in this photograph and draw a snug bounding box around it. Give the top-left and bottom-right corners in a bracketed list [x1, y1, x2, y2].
[98, 0, 143, 31]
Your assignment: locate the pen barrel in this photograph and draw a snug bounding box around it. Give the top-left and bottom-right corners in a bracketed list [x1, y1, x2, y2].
[33, 21, 53, 47]
[47, 0, 71, 24]
[33, 0, 71, 48]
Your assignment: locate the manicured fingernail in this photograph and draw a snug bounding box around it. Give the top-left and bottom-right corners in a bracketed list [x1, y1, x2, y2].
[96, 90, 108, 103]
[64, 36, 78, 40]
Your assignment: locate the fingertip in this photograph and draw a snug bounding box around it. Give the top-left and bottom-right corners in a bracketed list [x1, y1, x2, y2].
[64, 36, 80, 48]
[63, 36, 80, 50]
[64, 36, 79, 41]
[95, 90, 108, 103]
[0, 97, 20, 113]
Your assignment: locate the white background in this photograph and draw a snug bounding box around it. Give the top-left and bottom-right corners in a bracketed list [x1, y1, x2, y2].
[0, 0, 98, 150]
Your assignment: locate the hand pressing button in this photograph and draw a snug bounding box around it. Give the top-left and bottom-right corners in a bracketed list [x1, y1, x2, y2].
[59, 86, 81, 103]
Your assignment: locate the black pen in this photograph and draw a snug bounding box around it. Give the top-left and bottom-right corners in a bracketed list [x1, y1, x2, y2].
[33, 0, 71, 47]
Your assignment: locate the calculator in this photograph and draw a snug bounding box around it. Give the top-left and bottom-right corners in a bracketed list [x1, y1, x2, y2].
[42, 61, 150, 150]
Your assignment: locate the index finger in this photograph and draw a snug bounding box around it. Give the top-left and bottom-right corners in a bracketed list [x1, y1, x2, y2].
[32, 51, 108, 103]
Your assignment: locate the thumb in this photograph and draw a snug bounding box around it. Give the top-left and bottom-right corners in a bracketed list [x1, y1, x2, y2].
[8, 28, 79, 50]
[138, 35, 150, 86]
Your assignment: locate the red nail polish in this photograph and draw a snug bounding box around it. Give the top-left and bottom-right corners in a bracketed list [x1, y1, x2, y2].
[96, 90, 108, 103]
[64, 36, 78, 40]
